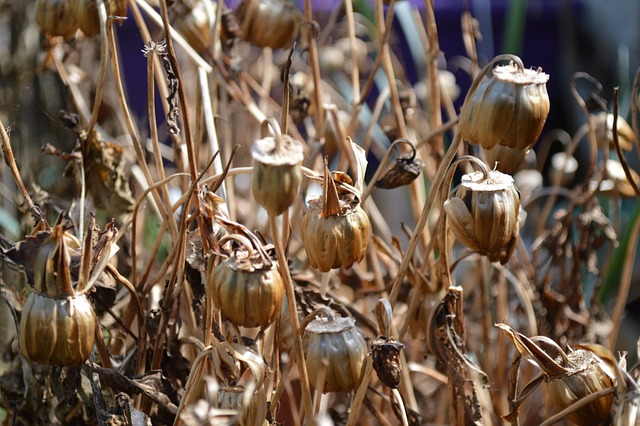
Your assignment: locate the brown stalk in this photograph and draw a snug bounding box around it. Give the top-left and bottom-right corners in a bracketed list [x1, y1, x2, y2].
[86, 0, 109, 137]
[424, 0, 443, 159]
[304, 0, 324, 133]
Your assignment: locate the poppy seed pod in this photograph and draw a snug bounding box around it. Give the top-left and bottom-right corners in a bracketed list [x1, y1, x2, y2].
[251, 121, 304, 217]
[304, 313, 367, 393]
[460, 63, 550, 151]
[301, 163, 371, 272]
[20, 224, 96, 367]
[68, 0, 127, 37]
[35, 0, 78, 38]
[236, 0, 301, 50]
[482, 144, 527, 174]
[444, 166, 520, 263]
[209, 238, 284, 330]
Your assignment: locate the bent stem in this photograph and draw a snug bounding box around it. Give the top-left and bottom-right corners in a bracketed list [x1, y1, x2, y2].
[269, 215, 314, 425]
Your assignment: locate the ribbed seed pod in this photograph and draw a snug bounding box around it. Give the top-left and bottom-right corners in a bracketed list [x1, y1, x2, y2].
[209, 236, 284, 330]
[594, 111, 635, 152]
[20, 293, 96, 367]
[304, 313, 367, 393]
[482, 144, 527, 174]
[251, 120, 304, 217]
[497, 324, 616, 426]
[236, 0, 301, 49]
[173, 0, 216, 53]
[19, 224, 96, 367]
[68, 0, 127, 37]
[35, 0, 78, 38]
[443, 164, 520, 264]
[301, 163, 371, 272]
[460, 63, 550, 151]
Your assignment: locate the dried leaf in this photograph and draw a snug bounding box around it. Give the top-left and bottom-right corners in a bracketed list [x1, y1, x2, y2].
[349, 138, 367, 195]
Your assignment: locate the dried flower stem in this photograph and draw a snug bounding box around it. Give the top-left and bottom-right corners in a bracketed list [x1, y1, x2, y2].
[86, 0, 109, 137]
[269, 215, 315, 425]
[304, 0, 324, 133]
[344, 0, 360, 102]
[0, 120, 44, 226]
[538, 387, 615, 426]
[424, 0, 443, 158]
[345, 356, 374, 426]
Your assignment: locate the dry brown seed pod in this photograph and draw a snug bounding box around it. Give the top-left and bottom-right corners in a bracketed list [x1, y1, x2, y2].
[594, 111, 635, 152]
[68, 0, 127, 37]
[173, 0, 216, 53]
[251, 119, 304, 217]
[236, 0, 301, 49]
[444, 161, 520, 264]
[19, 224, 96, 367]
[370, 337, 404, 389]
[304, 313, 367, 393]
[460, 63, 550, 151]
[301, 161, 371, 272]
[35, 0, 78, 38]
[375, 141, 424, 189]
[20, 292, 96, 367]
[497, 324, 616, 426]
[208, 235, 284, 330]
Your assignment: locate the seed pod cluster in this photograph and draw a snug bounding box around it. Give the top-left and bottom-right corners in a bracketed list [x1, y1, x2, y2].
[208, 234, 284, 330]
[304, 313, 367, 393]
[301, 163, 371, 272]
[251, 120, 304, 217]
[236, 0, 301, 49]
[35, 0, 78, 38]
[444, 164, 520, 264]
[20, 224, 97, 367]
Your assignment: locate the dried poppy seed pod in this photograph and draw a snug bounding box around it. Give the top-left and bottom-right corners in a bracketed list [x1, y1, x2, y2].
[208, 236, 284, 329]
[251, 120, 304, 217]
[444, 162, 520, 263]
[20, 224, 96, 366]
[35, 0, 78, 38]
[236, 0, 301, 49]
[594, 111, 635, 152]
[304, 313, 367, 393]
[375, 139, 424, 189]
[301, 162, 371, 272]
[173, 0, 216, 53]
[460, 63, 550, 151]
[68, 0, 127, 37]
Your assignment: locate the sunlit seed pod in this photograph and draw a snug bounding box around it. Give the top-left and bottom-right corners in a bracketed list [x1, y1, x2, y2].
[236, 0, 301, 49]
[251, 127, 304, 217]
[173, 0, 216, 53]
[209, 256, 284, 330]
[68, 0, 127, 37]
[460, 63, 550, 151]
[443, 166, 520, 264]
[20, 292, 96, 367]
[35, 0, 78, 38]
[304, 314, 367, 393]
[546, 349, 616, 425]
[549, 151, 579, 187]
[594, 111, 635, 152]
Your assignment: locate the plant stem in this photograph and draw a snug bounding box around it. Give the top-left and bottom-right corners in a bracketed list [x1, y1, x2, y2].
[269, 215, 315, 426]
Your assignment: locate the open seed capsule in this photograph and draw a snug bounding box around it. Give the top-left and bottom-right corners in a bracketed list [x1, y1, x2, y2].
[301, 163, 371, 272]
[444, 164, 520, 263]
[304, 313, 367, 393]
